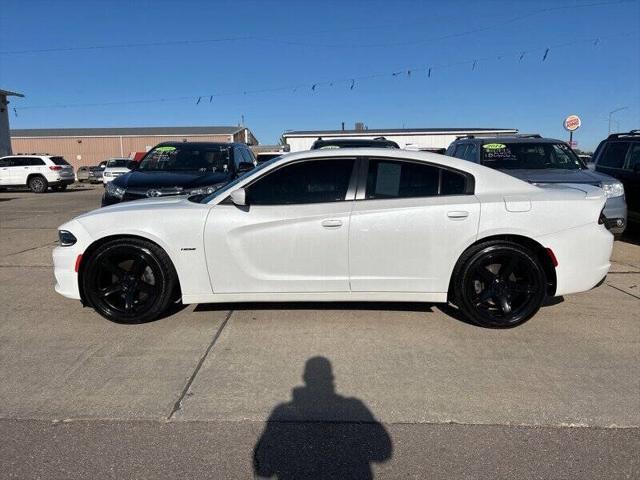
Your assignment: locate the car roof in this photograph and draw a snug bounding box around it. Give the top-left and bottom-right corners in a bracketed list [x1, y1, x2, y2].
[154, 141, 246, 148]
[456, 136, 567, 144]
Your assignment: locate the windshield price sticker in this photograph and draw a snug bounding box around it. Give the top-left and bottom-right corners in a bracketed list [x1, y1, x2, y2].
[482, 143, 506, 150]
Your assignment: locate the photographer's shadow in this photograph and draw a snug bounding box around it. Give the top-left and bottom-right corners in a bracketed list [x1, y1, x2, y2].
[253, 356, 392, 479]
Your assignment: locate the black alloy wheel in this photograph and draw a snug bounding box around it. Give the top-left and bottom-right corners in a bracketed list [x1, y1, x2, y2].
[28, 176, 48, 193]
[82, 238, 177, 323]
[453, 241, 547, 328]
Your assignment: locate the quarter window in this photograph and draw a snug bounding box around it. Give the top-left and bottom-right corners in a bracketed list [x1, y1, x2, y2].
[626, 144, 640, 171]
[598, 142, 629, 169]
[454, 144, 469, 160]
[246, 158, 355, 205]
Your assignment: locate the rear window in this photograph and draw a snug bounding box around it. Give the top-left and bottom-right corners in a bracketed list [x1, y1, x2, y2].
[480, 142, 583, 170]
[50, 156, 70, 166]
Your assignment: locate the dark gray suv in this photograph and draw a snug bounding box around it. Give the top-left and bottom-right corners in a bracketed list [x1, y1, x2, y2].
[446, 135, 627, 233]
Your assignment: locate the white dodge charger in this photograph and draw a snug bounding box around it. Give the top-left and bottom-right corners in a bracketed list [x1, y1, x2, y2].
[53, 149, 613, 328]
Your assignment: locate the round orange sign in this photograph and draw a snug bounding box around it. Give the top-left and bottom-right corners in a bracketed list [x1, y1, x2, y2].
[563, 115, 581, 132]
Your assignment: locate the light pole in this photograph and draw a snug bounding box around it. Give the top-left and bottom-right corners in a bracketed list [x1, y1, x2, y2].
[608, 106, 628, 134]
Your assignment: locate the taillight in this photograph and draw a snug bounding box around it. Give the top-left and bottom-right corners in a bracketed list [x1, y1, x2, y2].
[49, 165, 63, 171]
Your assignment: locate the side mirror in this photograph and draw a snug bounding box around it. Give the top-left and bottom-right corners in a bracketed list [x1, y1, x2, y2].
[237, 161, 254, 173]
[230, 188, 247, 206]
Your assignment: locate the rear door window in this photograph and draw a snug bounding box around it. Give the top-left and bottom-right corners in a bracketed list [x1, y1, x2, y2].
[26, 157, 45, 166]
[365, 159, 469, 198]
[598, 142, 630, 169]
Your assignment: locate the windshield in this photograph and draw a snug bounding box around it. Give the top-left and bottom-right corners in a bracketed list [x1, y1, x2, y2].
[106, 159, 131, 168]
[139, 145, 232, 172]
[198, 156, 278, 203]
[481, 142, 584, 170]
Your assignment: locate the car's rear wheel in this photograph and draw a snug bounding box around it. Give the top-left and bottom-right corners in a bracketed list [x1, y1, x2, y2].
[452, 241, 546, 328]
[28, 175, 48, 193]
[82, 238, 177, 323]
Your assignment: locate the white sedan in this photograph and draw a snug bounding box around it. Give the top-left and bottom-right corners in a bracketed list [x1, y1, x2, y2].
[53, 149, 613, 328]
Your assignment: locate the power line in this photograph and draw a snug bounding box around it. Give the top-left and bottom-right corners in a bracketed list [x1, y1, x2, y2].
[13, 31, 638, 112]
[0, 0, 633, 55]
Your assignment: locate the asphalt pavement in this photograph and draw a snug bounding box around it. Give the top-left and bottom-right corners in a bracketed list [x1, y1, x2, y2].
[0, 185, 638, 479]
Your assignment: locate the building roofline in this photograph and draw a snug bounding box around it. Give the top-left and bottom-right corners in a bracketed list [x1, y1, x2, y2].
[10, 126, 247, 137]
[0, 88, 24, 97]
[282, 128, 518, 138]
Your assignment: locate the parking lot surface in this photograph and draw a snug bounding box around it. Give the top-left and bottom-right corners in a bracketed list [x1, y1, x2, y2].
[1, 186, 638, 478]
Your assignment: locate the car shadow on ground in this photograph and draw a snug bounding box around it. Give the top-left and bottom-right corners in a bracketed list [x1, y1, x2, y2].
[252, 356, 393, 479]
[619, 223, 640, 246]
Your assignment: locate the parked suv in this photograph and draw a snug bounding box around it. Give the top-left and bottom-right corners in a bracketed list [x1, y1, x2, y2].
[102, 158, 135, 185]
[102, 142, 256, 206]
[446, 135, 627, 233]
[592, 130, 640, 226]
[0, 154, 75, 193]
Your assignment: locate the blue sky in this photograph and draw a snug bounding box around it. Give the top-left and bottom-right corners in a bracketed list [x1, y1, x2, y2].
[0, 0, 638, 150]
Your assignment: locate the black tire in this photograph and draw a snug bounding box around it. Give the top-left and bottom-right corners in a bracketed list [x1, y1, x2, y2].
[451, 240, 547, 328]
[81, 238, 178, 323]
[28, 175, 48, 193]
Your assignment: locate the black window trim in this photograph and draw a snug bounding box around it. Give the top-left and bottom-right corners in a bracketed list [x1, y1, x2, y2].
[354, 156, 475, 201]
[222, 156, 360, 206]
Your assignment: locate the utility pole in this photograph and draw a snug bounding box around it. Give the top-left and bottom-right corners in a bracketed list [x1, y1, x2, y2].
[608, 106, 628, 134]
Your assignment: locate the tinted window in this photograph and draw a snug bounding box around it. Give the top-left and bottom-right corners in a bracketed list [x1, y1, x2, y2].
[106, 159, 131, 168]
[50, 156, 70, 166]
[366, 160, 439, 199]
[453, 144, 468, 159]
[626, 143, 640, 171]
[481, 142, 583, 170]
[139, 145, 232, 172]
[598, 142, 630, 169]
[463, 143, 478, 162]
[25, 157, 45, 166]
[441, 169, 468, 195]
[0, 158, 11, 167]
[247, 159, 354, 205]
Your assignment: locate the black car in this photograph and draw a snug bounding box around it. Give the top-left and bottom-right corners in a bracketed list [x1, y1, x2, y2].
[310, 136, 400, 149]
[102, 142, 256, 206]
[592, 130, 640, 225]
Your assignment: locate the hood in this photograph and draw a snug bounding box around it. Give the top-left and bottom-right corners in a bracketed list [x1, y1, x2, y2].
[498, 168, 616, 185]
[113, 170, 232, 189]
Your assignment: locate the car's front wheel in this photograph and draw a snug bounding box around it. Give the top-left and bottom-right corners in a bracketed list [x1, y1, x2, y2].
[452, 240, 547, 328]
[82, 238, 177, 323]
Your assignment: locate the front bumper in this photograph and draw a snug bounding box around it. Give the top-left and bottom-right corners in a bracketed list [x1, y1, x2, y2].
[602, 195, 627, 234]
[53, 244, 82, 300]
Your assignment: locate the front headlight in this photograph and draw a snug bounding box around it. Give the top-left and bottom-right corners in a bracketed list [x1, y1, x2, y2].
[602, 182, 624, 198]
[105, 182, 126, 199]
[104, 171, 112, 177]
[188, 183, 226, 195]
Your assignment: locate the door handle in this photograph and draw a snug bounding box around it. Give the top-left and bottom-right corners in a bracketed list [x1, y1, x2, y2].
[447, 211, 469, 219]
[321, 219, 343, 228]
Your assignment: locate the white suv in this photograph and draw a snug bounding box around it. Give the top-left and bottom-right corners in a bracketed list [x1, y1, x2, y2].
[0, 154, 75, 193]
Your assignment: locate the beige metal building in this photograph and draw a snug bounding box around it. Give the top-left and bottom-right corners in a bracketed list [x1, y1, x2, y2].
[10, 126, 258, 169]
